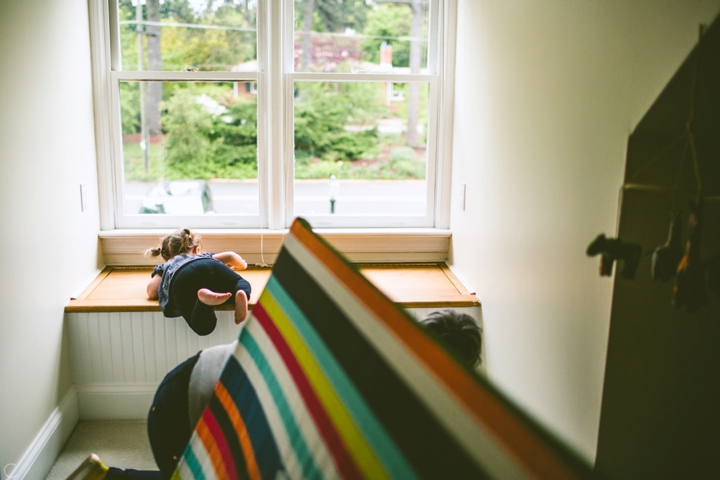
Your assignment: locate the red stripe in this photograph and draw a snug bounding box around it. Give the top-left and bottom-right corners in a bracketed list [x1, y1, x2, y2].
[254, 302, 364, 480]
[289, 220, 583, 479]
[203, 408, 241, 480]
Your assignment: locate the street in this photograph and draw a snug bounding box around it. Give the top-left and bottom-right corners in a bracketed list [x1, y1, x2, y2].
[124, 179, 427, 216]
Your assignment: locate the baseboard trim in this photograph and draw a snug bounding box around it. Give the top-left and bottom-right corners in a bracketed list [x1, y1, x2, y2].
[76, 384, 158, 420]
[13, 386, 79, 480]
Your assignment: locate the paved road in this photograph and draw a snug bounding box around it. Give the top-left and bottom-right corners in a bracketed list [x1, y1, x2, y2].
[124, 179, 426, 216]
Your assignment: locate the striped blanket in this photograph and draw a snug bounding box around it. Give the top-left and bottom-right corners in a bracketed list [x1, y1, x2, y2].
[172, 218, 593, 480]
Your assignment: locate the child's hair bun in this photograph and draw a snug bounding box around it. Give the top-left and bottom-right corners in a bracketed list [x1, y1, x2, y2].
[145, 246, 164, 257]
[145, 228, 200, 261]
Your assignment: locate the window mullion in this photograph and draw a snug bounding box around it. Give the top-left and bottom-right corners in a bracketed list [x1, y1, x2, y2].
[266, 0, 287, 230]
[113, 71, 259, 82]
[290, 72, 437, 83]
[428, 0, 441, 75]
[90, 0, 117, 230]
[435, 0, 457, 229]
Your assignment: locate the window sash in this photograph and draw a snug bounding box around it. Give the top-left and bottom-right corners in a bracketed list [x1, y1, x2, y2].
[285, 75, 439, 229]
[95, 0, 447, 230]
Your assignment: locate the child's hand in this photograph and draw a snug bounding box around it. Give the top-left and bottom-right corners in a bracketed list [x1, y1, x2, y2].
[213, 251, 248, 270]
[232, 258, 248, 271]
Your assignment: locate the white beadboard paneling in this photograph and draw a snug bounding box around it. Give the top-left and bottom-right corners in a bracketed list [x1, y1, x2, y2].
[142, 312, 157, 382]
[70, 313, 241, 383]
[131, 313, 145, 382]
[98, 313, 114, 382]
[65, 311, 312, 418]
[153, 314, 167, 379]
[67, 313, 84, 386]
[165, 317, 179, 369]
[120, 313, 135, 382]
[176, 320, 189, 363]
[87, 313, 104, 382]
[109, 313, 124, 381]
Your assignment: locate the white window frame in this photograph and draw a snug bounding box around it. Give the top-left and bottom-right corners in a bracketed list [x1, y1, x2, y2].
[89, 0, 456, 231]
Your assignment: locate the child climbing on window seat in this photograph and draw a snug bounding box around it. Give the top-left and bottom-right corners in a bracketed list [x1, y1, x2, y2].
[146, 228, 251, 336]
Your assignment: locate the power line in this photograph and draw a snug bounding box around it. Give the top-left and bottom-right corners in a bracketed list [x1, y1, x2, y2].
[122, 20, 421, 42]
[120, 20, 255, 32]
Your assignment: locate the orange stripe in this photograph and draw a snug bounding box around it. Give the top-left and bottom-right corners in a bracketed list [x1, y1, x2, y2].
[215, 381, 262, 480]
[196, 416, 231, 480]
[290, 219, 582, 480]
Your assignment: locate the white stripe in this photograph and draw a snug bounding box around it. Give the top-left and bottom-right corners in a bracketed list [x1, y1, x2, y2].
[284, 234, 532, 479]
[233, 330, 303, 479]
[185, 429, 219, 480]
[243, 317, 341, 479]
[176, 454, 194, 480]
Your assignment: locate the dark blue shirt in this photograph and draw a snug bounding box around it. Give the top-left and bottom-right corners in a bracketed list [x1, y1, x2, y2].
[152, 252, 215, 316]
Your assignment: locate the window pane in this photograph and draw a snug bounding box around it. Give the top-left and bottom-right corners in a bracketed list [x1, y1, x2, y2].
[118, 1, 257, 72]
[293, 81, 429, 217]
[294, 0, 430, 73]
[120, 81, 259, 216]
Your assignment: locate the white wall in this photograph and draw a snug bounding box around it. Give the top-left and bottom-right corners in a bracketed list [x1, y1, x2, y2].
[0, 0, 101, 476]
[449, 0, 720, 462]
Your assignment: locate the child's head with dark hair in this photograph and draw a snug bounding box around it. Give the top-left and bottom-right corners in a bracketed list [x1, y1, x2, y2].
[146, 228, 201, 261]
[420, 310, 482, 368]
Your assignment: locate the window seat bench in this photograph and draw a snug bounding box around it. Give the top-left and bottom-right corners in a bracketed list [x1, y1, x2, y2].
[65, 263, 480, 312]
[64, 264, 481, 420]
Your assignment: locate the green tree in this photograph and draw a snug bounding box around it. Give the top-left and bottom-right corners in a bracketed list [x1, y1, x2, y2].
[120, 83, 141, 135]
[294, 82, 379, 161]
[162, 89, 214, 179]
[361, 4, 411, 67]
[210, 99, 258, 176]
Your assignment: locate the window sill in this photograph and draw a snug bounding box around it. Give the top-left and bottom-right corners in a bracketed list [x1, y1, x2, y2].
[99, 228, 451, 266]
[65, 263, 478, 313]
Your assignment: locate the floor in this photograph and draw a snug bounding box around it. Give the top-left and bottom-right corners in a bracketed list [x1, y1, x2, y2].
[45, 421, 156, 480]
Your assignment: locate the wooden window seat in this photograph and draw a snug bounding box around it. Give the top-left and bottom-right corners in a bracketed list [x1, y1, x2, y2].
[66, 264, 480, 313]
[65, 265, 482, 419]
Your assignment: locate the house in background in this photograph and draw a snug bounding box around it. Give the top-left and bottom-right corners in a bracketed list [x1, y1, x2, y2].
[1, 1, 719, 479]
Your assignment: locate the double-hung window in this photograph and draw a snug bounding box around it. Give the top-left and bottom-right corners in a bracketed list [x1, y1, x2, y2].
[91, 0, 453, 230]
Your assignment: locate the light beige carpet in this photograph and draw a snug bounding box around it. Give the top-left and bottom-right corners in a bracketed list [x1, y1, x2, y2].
[45, 421, 156, 480]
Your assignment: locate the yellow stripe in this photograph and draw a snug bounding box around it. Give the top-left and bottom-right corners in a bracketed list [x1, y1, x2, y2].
[290, 220, 582, 479]
[215, 381, 263, 480]
[261, 289, 390, 480]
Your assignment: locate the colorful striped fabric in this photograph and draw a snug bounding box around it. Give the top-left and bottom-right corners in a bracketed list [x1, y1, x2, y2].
[172, 218, 594, 480]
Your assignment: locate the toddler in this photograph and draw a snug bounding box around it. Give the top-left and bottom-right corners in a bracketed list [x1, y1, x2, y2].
[146, 228, 251, 336]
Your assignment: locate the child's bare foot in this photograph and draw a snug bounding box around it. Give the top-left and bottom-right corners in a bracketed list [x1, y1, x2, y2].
[235, 290, 248, 324]
[198, 288, 231, 306]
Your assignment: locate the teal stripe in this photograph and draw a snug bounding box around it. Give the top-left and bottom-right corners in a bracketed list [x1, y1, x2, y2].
[182, 443, 206, 480]
[266, 276, 420, 480]
[240, 328, 325, 480]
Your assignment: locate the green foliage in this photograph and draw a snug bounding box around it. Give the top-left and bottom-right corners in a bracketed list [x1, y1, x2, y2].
[294, 82, 380, 161]
[159, 88, 258, 180]
[115, 0, 426, 181]
[390, 146, 416, 163]
[119, 0, 256, 73]
[294, 0, 369, 33]
[390, 146, 426, 178]
[120, 83, 141, 135]
[161, 89, 213, 178]
[123, 142, 167, 182]
[362, 4, 412, 67]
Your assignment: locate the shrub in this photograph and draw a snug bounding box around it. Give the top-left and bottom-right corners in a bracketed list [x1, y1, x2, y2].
[390, 146, 425, 178]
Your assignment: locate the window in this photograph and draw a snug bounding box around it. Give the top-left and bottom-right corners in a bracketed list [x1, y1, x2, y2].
[90, 0, 453, 230]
